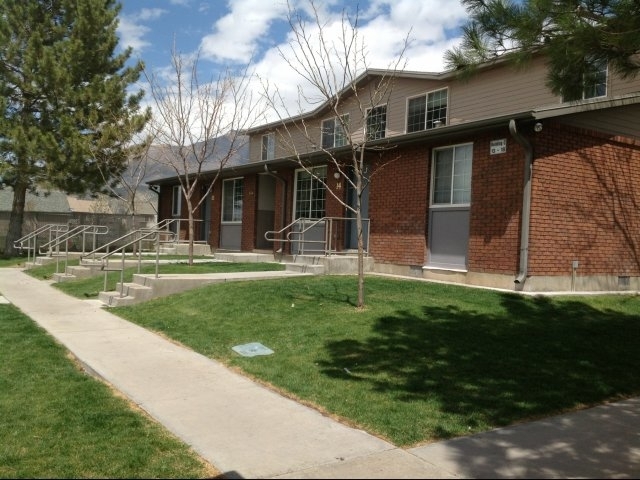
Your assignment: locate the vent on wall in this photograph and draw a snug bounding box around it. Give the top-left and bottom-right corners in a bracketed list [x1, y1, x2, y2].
[618, 276, 630, 289]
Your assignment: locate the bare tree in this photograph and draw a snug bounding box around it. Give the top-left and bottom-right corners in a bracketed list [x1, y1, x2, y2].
[261, 1, 408, 308]
[88, 112, 155, 217]
[144, 45, 259, 264]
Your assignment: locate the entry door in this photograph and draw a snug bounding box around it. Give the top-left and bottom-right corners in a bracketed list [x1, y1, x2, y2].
[292, 166, 326, 255]
[427, 144, 472, 270]
[256, 175, 275, 249]
[345, 167, 369, 251]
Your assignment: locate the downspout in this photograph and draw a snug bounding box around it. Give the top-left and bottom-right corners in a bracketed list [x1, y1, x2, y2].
[509, 119, 533, 290]
[263, 164, 287, 256]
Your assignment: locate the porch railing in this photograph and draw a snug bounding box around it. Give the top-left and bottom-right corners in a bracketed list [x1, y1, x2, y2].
[13, 223, 69, 265]
[265, 216, 370, 256]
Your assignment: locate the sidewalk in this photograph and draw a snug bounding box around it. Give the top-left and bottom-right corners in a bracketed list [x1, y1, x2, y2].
[1, 268, 639, 479]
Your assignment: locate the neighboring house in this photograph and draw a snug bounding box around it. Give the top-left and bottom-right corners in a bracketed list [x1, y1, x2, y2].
[149, 54, 640, 292]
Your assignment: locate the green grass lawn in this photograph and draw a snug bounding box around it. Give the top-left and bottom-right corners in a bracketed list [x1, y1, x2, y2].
[109, 275, 640, 447]
[0, 303, 217, 478]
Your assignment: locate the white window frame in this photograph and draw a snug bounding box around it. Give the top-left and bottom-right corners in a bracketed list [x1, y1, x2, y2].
[261, 133, 275, 161]
[366, 104, 387, 141]
[171, 185, 181, 217]
[293, 166, 327, 221]
[561, 59, 608, 102]
[221, 177, 244, 223]
[430, 143, 473, 207]
[321, 114, 349, 149]
[406, 88, 448, 133]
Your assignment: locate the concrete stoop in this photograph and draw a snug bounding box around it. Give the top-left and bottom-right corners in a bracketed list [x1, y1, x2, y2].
[214, 251, 374, 276]
[171, 243, 212, 255]
[219, 252, 374, 275]
[98, 271, 313, 307]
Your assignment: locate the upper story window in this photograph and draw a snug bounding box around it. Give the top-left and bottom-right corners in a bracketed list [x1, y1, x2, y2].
[366, 105, 387, 141]
[321, 114, 349, 149]
[261, 133, 275, 161]
[562, 60, 608, 102]
[407, 88, 448, 133]
[222, 178, 243, 222]
[171, 185, 181, 216]
[432, 144, 472, 206]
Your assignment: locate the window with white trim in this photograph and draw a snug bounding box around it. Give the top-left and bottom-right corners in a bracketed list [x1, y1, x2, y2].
[171, 185, 181, 216]
[432, 144, 472, 205]
[295, 166, 326, 220]
[366, 105, 387, 140]
[407, 88, 448, 133]
[562, 59, 608, 102]
[222, 178, 243, 222]
[321, 115, 349, 149]
[261, 133, 275, 161]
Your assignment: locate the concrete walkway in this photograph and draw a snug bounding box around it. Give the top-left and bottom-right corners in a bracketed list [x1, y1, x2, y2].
[1, 268, 639, 479]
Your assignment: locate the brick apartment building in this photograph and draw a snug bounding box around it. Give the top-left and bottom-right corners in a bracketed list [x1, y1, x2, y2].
[149, 53, 640, 292]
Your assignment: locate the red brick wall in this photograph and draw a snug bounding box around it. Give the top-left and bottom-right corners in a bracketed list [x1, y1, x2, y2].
[369, 145, 429, 265]
[529, 124, 640, 276]
[468, 131, 524, 274]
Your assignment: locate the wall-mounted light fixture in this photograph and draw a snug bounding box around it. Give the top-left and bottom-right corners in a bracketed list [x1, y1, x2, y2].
[534, 122, 543, 132]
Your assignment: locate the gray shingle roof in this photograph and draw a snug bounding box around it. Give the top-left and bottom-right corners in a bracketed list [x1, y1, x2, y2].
[0, 188, 71, 213]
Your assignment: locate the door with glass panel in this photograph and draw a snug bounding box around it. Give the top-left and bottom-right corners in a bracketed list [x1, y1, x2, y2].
[292, 166, 326, 254]
[427, 144, 472, 270]
[220, 178, 243, 250]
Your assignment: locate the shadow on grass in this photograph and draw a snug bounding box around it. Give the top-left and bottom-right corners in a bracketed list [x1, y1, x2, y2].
[318, 293, 640, 438]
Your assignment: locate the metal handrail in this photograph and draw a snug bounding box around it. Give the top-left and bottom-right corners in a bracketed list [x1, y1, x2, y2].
[36, 224, 109, 275]
[80, 219, 178, 262]
[265, 216, 370, 256]
[13, 223, 69, 265]
[38, 225, 109, 256]
[96, 228, 172, 297]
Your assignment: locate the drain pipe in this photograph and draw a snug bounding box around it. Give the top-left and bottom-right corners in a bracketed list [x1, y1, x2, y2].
[509, 119, 533, 290]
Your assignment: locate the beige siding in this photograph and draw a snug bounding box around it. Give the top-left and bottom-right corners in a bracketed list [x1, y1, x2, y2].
[608, 70, 640, 97]
[449, 56, 558, 123]
[248, 55, 640, 162]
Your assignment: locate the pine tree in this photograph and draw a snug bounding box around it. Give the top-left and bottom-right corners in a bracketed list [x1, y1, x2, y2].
[445, 0, 640, 97]
[0, 0, 149, 256]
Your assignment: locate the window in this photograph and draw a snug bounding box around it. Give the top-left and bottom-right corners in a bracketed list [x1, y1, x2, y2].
[261, 133, 275, 161]
[171, 185, 181, 216]
[562, 60, 608, 102]
[366, 105, 387, 140]
[432, 144, 472, 205]
[295, 166, 326, 220]
[222, 178, 243, 222]
[321, 115, 349, 149]
[407, 88, 448, 133]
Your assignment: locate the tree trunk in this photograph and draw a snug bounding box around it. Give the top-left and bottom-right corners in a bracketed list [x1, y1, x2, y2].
[355, 171, 365, 308]
[187, 204, 194, 266]
[4, 182, 28, 258]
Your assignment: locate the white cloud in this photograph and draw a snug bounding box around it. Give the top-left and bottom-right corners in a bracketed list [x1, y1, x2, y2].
[248, 0, 469, 118]
[199, 0, 290, 63]
[117, 16, 151, 53]
[138, 8, 167, 21]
